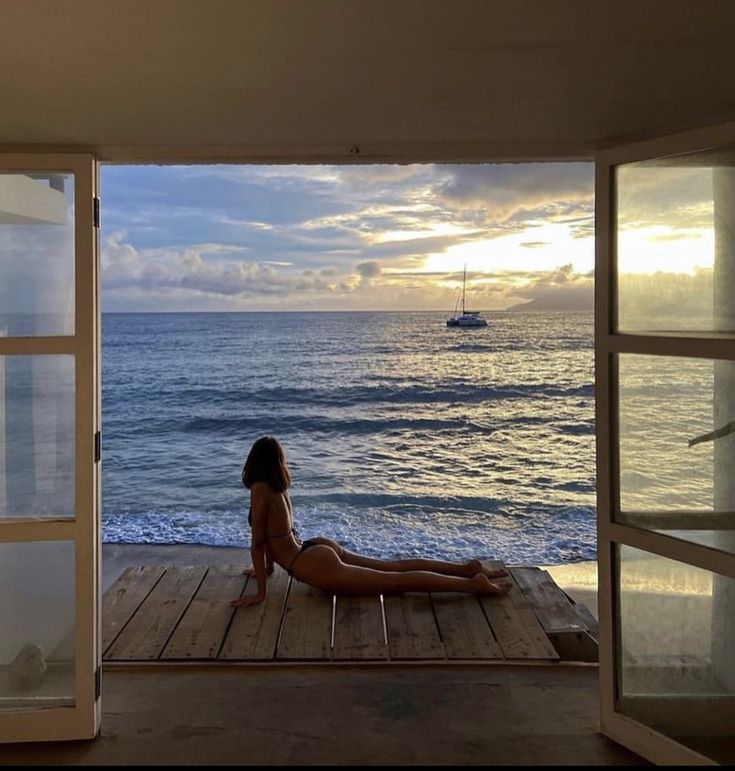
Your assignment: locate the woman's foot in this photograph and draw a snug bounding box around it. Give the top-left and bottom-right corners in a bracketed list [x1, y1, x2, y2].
[470, 573, 513, 596]
[467, 559, 508, 579]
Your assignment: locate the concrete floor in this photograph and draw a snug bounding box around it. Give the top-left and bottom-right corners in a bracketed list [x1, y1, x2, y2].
[0, 665, 646, 766]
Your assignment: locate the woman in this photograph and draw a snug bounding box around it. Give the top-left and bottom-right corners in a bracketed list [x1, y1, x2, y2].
[231, 436, 512, 608]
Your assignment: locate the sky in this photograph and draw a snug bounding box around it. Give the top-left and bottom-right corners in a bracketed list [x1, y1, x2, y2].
[100, 163, 597, 312]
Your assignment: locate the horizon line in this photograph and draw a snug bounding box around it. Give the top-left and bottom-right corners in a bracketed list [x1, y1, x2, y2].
[101, 307, 593, 314]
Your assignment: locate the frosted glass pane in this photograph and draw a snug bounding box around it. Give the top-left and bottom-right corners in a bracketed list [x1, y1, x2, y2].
[616, 147, 735, 335]
[0, 541, 75, 710]
[0, 355, 75, 519]
[618, 547, 735, 763]
[0, 173, 74, 336]
[618, 354, 735, 556]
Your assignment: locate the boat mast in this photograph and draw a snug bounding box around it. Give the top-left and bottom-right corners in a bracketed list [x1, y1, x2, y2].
[462, 264, 466, 315]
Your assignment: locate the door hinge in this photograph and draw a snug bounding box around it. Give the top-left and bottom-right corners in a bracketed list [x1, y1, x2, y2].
[93, 196, 100, 228]
[94, 430, 101, 463]
[95, 667, 101, 700]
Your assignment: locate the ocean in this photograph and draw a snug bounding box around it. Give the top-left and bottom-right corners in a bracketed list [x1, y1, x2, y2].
[101, 310, 597, 564]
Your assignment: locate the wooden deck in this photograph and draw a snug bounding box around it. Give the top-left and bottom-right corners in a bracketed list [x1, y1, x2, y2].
[102, 561, 598, 665]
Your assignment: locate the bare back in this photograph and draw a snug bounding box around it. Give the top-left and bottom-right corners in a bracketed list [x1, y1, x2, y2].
[249, 481, 301, 569]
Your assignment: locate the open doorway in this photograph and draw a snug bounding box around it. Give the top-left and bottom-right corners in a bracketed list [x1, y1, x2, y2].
[97, 161, 601, 663]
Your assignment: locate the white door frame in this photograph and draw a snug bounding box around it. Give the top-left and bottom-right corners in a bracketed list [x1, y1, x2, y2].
[596, 122, 735, 766]
[0, 154, 100, 742]
[2, 135, 733, 752]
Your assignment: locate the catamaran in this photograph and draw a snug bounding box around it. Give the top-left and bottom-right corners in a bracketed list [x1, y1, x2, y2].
[446, 265, 488, 327]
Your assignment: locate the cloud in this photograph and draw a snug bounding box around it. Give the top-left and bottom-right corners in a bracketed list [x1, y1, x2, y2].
[335, 165, 430, 188]
[356, 260, 382, 279]
[101, 163, 598, 311]
[217, 217, 274, 231]
[438, 163, 594, 226]
[102, 233, 402, 312]
[617, 165, 713, 231]
[102, 227, 597, 313]
[103, 233, 336, 299]
[618, 267, 714, 328]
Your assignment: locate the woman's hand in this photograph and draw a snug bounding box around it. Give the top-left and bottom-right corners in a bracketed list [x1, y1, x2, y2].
[230, 594, 266, 608]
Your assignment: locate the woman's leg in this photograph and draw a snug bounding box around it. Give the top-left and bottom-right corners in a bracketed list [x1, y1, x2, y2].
[338, 549, 508, 579]
[302, 536, 508, 579]
[293, 545, 511, 596]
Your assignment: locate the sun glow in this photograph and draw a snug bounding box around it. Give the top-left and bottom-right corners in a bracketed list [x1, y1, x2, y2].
[617, 226, 714, 275]
[418, 222, 594, 276]
[372, 222, 478, 244]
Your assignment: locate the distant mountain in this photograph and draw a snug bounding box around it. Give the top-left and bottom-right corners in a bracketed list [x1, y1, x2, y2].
[506, 293, 594, 312]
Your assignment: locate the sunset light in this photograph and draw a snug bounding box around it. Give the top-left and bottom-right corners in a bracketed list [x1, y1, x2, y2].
[100, 163, 598, 313]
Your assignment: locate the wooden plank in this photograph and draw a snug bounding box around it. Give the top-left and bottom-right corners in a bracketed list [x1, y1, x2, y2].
[510, 567, 598, 662]
[105, 567, 207, 660]
[219, 566, 291, 660]
[510, 567, 588, 634]
[101, 566, 165, 656]
[574, 603, 599, 640]
[548, 630, 599, 662]
[384, 594, 444, 660]
[431, 593, 504, 660]
[332, 595, 387, 660]
[276, 580, 332, 660]
[479, 561, 559, 660]
[161, 566, 247, 660]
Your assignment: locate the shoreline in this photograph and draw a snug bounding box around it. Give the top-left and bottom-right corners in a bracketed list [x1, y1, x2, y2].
[102, 543, 599, 617]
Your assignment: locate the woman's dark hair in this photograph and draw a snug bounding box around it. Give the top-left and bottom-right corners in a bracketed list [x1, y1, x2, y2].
[242, 436, 292, 493]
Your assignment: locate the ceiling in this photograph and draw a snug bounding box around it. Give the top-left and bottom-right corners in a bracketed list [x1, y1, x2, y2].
[1, 0, 735, 160]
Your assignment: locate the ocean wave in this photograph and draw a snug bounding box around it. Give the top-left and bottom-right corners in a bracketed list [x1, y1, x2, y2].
[102, 501, 597, 564]
[130, 381, 595, 410]
[296, 491, 524, 512]
[180, 414, 486, 436]
[555, 421, 596, 435]
[174, 412, 595, 437]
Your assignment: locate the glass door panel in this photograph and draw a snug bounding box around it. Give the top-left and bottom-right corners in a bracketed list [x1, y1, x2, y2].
[616, 146, 735, 336]
[598, 123, 735, 766]
[617, 353, 735, 555]
[0, 541, 76, 710]
[1, 355, 75, 520]
[617, 546, 735, 765]
[0, 155, 98, 744]
[0, 173, 75, 336]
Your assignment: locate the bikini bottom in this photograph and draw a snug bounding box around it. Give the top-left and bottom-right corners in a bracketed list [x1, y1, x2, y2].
[286, 538, 322, 576]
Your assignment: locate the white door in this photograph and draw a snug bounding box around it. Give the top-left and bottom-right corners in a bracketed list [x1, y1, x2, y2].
[0, 155, 100, 742]
[597, 124, 735, 765]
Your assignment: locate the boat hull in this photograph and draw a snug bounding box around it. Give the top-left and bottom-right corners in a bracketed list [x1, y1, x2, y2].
[447, 316, 488, 327]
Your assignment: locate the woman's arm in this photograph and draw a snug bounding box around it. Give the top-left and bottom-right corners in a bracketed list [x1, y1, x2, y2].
[242, 542, 275, 576]
[264, 542, 275, 574]
[231, 485, 269, 608]
[231, 542, 268, 607]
